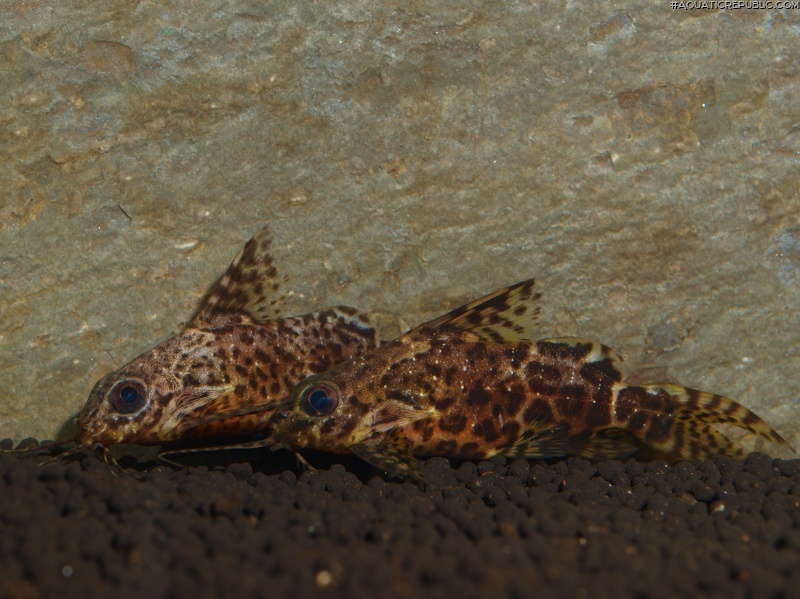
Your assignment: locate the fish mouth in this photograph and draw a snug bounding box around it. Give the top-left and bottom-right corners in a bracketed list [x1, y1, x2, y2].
[73, 418, 117, 449]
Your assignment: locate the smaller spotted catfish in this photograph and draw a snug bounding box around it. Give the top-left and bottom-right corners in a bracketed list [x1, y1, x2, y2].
[269, 279, 791, 481]
[69, 226, 376, 459]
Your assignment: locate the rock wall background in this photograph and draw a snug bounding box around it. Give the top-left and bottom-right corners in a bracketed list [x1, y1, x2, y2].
[1, 1, 798, 451]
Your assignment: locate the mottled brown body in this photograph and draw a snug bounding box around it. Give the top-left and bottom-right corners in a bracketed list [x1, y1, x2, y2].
[74, 227, 376, 450]
[272, 279, 790, 480]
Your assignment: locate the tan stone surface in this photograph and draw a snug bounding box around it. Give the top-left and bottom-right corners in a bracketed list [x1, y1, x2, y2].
[1, 2, 798, 451]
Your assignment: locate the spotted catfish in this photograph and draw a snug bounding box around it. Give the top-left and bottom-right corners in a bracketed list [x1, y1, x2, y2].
[72, 226, 376, 455]
[270, 279, 791, 480]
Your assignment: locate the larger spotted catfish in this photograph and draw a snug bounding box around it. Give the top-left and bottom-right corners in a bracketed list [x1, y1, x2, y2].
[73, 226, 376, 454]
[271, 279, 790, 480]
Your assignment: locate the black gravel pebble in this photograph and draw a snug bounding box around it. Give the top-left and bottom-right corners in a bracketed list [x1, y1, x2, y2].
[1, 443, 799, 599]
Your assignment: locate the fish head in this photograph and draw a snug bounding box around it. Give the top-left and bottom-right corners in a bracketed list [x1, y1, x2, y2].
[75, 329, 234, 449]
[271, 362, 372, 452]
[272, 337, 429, 452]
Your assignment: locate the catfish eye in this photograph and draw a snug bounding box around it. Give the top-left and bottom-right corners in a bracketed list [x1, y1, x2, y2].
[109, 380, 147, 414]
[300, 384, 339, 417]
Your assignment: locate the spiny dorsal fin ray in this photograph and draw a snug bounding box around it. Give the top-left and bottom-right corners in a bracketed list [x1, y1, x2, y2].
[414, 278, 542, 343]
[191, 226, 286, 328]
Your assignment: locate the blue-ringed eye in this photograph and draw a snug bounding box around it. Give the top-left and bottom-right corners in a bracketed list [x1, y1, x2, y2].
[109, 379, 147, 414]
[300, 384, 338, 417]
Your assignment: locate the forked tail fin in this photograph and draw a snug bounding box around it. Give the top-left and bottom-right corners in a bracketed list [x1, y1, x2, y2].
[617, 383, 792, 460]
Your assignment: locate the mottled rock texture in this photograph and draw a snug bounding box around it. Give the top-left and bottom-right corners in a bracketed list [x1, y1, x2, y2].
[1, 2, 798, 449]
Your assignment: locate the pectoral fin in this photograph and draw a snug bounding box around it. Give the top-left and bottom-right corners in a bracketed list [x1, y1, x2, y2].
[174, 400, 284, 435]
[351, 429, 424, 483]
[365, 401, 435, 435]
[160, 385, 236, 434]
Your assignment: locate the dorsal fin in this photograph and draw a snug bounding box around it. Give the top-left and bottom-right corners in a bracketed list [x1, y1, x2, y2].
[190, 226, 286, 328]
[412, 278, 542, 343]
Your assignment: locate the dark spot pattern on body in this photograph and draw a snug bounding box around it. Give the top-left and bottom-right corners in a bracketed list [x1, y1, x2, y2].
[499, 421, 521, 446]
[582, 388, 613, 429]
[417, 420, 436, 442]
[435, 439, 458, 454]
[558, 384, 590, 418]
[425, 362, 442, 377]
[523, 398, 554, 426]
[504, 384, 526, 418]
[438, 413, 468, 434]
[465, 342, 488, 362]
[537, 340, 592, 362]
[459, 442, 483, 459]
[386, 389, 415, 403]
[444, 367, 459, 386]
[504, 345, 529, 369]
[644, 414, 673, 442]
[320, 419, 338, 436]
[435, 396, 455, 411]
[525, 361, 561, 395]
[472, 417, 500, 444]
[627, 410, 649, 431]
[580, 357, 622, 384]
[466, 384, 492, 406]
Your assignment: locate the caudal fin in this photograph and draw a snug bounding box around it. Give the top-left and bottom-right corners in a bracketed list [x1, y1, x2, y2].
[617, 383, 792, 460]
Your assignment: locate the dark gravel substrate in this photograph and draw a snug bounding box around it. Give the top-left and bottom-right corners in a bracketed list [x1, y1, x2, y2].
[1, 441, 799, 599]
